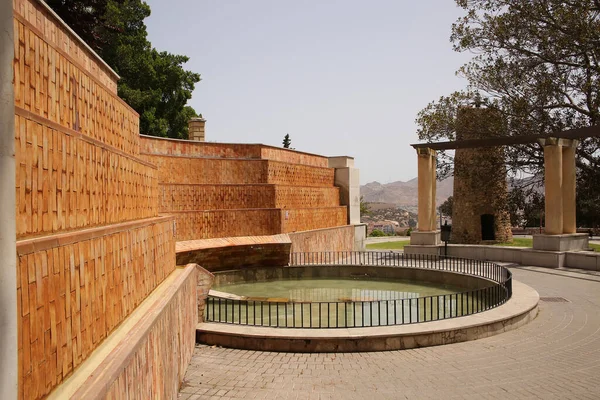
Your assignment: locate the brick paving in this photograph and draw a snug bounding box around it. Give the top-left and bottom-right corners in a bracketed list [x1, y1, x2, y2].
[180, 267, 600, 399]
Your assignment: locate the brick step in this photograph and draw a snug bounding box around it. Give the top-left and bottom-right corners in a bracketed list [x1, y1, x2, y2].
[159, 184, 341, 211]
[141, 156, 335, 187]
[16, 216, 176, 399]
[15, 113, 159, 240]
[140, 135, 329, 167]
[170, 207, 348, 241]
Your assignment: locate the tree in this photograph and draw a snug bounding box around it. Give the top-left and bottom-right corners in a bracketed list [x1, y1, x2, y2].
[46, 0, 201, 139]
[416, 0, 600, 222]
[282, 134, 292, 148]
[360, 196, 371, 216]
[369, 229, 387, 237]
[438, 196, 453, 219]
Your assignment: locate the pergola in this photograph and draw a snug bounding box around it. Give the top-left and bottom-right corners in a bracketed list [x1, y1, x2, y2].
[409, 125, 600, 250]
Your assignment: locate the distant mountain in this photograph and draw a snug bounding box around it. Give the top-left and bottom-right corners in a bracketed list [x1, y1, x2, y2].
[361, 177, 454, 209]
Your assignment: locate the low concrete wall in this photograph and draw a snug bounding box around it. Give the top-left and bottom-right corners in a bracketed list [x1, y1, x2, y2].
[197, 280, 538, 353]
[176, 235, 292, 272]
[419, 244, 600, 270]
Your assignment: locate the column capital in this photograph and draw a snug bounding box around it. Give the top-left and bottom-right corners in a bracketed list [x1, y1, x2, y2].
[538, 137, 578, 148]
[416, 147, 435, 156]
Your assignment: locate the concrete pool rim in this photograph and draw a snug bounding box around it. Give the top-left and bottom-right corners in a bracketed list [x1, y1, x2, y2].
[197, 266, 539, 352]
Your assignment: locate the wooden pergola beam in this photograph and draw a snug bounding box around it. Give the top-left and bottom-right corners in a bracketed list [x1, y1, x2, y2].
[411, 125, 600, 150]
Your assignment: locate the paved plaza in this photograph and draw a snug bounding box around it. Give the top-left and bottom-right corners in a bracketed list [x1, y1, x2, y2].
[180, 266, 600, 399]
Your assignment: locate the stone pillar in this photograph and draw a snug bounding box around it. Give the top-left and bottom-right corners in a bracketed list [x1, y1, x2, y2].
[417, 148, 435, 231]
[562, 141, 577, 234]
[0, 1, 18, 397]
[188, 116, 206, 142]
[406, 148, 440, 251]
[533, 138, 587, 251]
[543, 139, 563, 235]
[328, 156, 360, 225]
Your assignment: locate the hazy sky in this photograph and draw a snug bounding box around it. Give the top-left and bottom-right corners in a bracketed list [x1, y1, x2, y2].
[144, 0, 472, 183]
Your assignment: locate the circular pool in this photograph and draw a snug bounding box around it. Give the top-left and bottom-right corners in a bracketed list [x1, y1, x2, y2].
[206, 253, 511, 328]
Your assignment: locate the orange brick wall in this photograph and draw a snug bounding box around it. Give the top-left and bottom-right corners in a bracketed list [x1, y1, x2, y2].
[259, 146, 328, 167]
[16, 217, 175, 400]
[13, 0, 140, 155]
[144, 155, 267, 185]
[281, 207, 348, 233]
[140, 135, 329, 167]
[160, 184, 340, 211]
[161, 184, 275, 211]
[172, 210, 281, 241]
[142, 155, 335, 187]
[140, 135, 263, 159]
[15, 113, 158, 239]
[273, 186, 340, 209]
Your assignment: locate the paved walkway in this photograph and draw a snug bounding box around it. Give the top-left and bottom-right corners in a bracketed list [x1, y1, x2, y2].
[179, 267, 600, 399]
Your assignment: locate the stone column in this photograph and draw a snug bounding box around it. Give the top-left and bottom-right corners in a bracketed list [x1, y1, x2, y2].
[0, 1, 18, 397]
[562, 140, 577, 234]
[406, 148, 440, 251]
[430, 152, 437, 231]
[534, 138, 587, 252]
[417, 148, 435, 231]
[543, 139, 563, 235]
[188, 116, 206, 142]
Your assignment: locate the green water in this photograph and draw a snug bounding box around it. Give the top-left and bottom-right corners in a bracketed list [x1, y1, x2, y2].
[208, 278, 496, 327]
[215, 278, 464, 302]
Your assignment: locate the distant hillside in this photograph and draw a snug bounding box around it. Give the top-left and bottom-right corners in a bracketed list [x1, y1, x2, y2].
[361, 177, 454, 210]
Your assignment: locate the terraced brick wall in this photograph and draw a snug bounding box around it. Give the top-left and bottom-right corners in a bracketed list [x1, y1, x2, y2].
[171, 209, 282, 241]
[14, 0, 139, 154]
[12, 2, 177, 398]
[140, 135, 329, 167]
[15, 112, 158, 239]
[16, 217, 175, 399]
[159, 184, 340, 211]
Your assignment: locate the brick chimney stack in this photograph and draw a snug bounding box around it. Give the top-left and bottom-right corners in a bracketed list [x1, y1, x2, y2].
[188, 115, 206, 141]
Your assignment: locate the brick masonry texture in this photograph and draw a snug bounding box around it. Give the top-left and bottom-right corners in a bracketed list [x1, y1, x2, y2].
[171, 210, 282, 241]
[140, 136, 329, 167]
[281, 207, 348, 234]
[160, 184, 340, 211]
[16, 217, 175, 400]
[452, 108, 512, 244]
[15, 113, 158, 239]
[172, 208, 348, 241]
[14, 1, 140, 155]
[102, 266, 198, 400]
[142, 155, 335, 187]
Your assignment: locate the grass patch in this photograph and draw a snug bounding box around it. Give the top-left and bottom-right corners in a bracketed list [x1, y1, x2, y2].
[495, 237, 600, 252]
[493, 237, 533, 247]
[366, 241, 409, 250]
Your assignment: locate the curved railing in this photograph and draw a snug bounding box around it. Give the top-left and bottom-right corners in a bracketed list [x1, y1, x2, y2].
[205, 252, 512, 328]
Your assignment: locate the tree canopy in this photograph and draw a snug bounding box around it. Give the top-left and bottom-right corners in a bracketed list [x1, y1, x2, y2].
[416, 0, 600, 226]
[46, 0, 201, 139]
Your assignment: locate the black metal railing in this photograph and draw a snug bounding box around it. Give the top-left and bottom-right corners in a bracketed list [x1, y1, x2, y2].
[205, 252, 512, 328]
